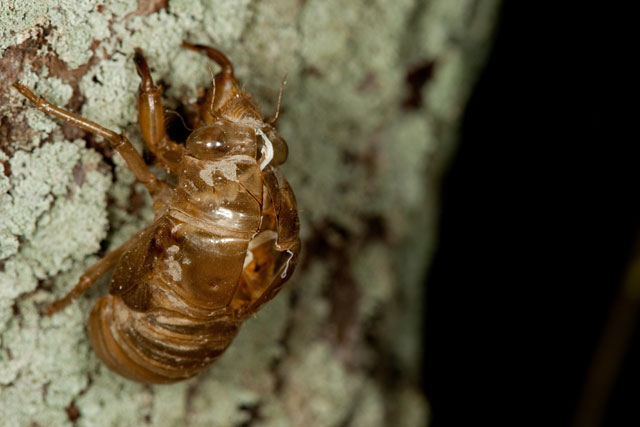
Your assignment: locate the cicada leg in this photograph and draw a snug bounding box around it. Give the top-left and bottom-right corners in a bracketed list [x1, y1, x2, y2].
[46, 230, 145, 315]
[133, 49, 184, 175]
[12, 84, 164, 196]
[232, 167, 301, 316]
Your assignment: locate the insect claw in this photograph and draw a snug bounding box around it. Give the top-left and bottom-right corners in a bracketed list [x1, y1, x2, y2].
[133, 48, 155, 91]
[182, 41, 234, 76]
[46, 300, 66, 316]
[12, 83, 38, 104]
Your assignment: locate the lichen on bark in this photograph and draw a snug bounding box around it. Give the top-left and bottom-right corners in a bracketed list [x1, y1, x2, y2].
[0, 0, 500, 426]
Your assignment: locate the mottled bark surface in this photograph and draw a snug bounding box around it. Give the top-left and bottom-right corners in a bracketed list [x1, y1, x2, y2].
[0, 1, 500, 426]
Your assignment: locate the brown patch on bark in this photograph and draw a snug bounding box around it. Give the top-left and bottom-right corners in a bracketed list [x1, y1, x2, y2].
[327, 265, 361, 365]
[238, 402, 263, 427]
[357, 71, 381, 93]
[298, 215, 390, 369]
[403, 59, 436, 110]
[0, 155, 10, 176]
[65, 401, 81, 422]
[72, 161, 87, 186]
[0, 25, 99, 155]
[132, 0, 169, 16]
[302, 66, 323, 79]
[301, 221, 363, 366]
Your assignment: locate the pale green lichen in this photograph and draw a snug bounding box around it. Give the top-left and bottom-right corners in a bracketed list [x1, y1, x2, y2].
[0, 1, 111, 69]
[0, 289, 90, 425]
[0, 139, 109, 266]
[0, 0, 500, 425]
[350, 381, 386, 427]
[352, 243, 395, 319]
[0, 106, 110, 426]
[282, 342, 362, 427]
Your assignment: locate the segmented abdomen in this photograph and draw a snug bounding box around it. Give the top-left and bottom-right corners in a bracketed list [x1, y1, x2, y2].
[89, 293, 240, 383]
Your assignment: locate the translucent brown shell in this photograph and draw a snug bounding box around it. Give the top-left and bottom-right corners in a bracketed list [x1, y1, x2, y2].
[13, 42, 300, 383]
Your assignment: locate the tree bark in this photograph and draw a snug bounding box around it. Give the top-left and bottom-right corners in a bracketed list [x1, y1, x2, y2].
[0, 1, 500, 426]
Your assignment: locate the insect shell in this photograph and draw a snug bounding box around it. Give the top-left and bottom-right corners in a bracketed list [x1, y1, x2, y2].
[13, 42, 300, 384]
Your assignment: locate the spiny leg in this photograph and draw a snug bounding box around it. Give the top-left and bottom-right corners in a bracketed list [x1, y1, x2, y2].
[262, 165, 300, 251]
[181, 42, 234, 76]
[232, 195, 300, 317]
[13, 83, 162, 195]
[181, 43, 285, 125]
[242, 238, 300, 316]
[236, 166, 300, 315]
[46, 231, 142, 315]
[182, 42, 242, 125]
[133, 49, 184, 175]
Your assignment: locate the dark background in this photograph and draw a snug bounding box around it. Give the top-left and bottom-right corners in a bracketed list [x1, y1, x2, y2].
[424, 3, 636, 426]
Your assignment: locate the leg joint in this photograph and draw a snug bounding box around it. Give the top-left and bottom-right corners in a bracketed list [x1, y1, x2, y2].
[113, 134, 126, 149]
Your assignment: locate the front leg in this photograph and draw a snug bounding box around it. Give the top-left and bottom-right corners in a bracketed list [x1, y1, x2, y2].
[262, 165, 300, 251]
[231, 223, 300, 318]
[232, 166, 301, 316]
[133, 49, 184, 175]
[242, 238, 300, 316]
[13, 83, 163, 195]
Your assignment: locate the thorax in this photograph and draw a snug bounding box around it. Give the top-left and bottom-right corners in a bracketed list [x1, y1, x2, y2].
[170, 154, 263, 235]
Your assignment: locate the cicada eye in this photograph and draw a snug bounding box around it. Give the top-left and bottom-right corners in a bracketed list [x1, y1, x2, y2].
[260, 127, 288, 165]
[186, 126, 230, 160]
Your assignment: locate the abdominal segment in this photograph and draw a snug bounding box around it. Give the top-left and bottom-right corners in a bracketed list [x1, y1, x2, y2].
[89, 295, 239, 384]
